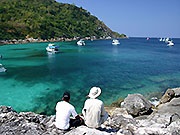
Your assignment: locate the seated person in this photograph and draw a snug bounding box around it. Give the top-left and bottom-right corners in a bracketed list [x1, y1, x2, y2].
[55, 92, 83, 130]
[82, 87, 108, 128]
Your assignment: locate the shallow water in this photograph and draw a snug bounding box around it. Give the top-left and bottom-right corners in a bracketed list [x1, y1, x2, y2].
[0, 38, 180, 115]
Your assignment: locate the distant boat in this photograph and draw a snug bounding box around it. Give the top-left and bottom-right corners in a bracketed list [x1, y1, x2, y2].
[77, 39, 85, 46]
[0, 64, 7, 72]
[146, 37, 150, 40]
[46, 43, 59, 53]
[167, 40, 174, 46]
[112, 39, 120, 45]
[159, 38, 163, 41]
[165, 38, 170, 43]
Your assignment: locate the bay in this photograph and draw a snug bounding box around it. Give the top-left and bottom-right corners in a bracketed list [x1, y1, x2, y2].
[0, 37, 180, 115]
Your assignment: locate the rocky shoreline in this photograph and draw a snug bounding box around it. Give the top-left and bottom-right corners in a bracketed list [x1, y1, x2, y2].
[0, 36, 124, 45]
[0, 37, 90, 45]
[0, 87, 180, 135]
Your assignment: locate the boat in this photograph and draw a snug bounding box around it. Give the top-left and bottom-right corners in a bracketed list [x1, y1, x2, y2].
[167, 40, 174, 46]
[0, 64, 7, 72]
[77, 39, 85, 46]
[165, 38, 170, 43]
[46, 43, 59, 53]
[112, 39, 120, 45]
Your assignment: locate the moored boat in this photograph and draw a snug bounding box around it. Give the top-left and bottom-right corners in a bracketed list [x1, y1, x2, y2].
[112, 39, 120, 45]
[77, 39, 85, 46]
[0, 64, 7, 72]
[167, 40, 174, 46]
[46, 43, 59, 53]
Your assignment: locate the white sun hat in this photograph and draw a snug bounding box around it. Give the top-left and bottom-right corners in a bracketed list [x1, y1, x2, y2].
[88, 87, 101, 99]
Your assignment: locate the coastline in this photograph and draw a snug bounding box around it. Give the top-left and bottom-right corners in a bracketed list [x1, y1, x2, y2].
[0, 36, 127, 46]
[0, 87, 180, 135]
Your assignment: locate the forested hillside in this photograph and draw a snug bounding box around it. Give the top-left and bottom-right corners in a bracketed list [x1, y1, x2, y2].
[0, 0, 126, 40]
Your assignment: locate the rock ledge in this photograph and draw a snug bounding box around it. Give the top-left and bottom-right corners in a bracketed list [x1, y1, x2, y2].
[1, 88, 180, 135]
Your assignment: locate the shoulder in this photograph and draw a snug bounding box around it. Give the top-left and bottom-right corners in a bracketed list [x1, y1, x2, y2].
[86, 98, 103, 104]
[69, 103, 75, 109]
[64, 102, 75, 110]
[94, 99, 103, 105]
[56, 101, 62, 106]
[56, 101, 74, 107]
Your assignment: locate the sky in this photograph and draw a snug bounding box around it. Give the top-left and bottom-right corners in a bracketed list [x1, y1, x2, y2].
[56, 0, 180, 38]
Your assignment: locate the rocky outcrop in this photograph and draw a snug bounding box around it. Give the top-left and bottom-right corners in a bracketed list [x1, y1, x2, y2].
[121, 94, 153, 116]
[133, 87, 180, 135]
[0, 88, 180, 135]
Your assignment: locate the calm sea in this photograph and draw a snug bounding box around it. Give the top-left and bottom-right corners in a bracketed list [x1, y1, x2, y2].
[0, 37, 180, 115]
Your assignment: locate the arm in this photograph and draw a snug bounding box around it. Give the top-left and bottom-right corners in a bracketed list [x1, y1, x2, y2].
[82, 100, 88, 117]
[100, 102, 108, 123]
[71, 106, 78, 118]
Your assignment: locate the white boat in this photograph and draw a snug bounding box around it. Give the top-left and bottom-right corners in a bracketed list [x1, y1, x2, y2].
[46, 43, 59, 53]
[165, 38, 170, 43]
[112, 39, 120, 45]
[0, 64, 7, 72]
[167, 40, 174, 46]
[159, 38, 163, 41]
[77, 39, 85, 46]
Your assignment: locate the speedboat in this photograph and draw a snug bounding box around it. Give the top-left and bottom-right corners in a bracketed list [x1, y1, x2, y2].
[0, 64, 7, 72]
[46, 43, 59, 53]
[77, 39, 85, 46]
[167, 40, 174, 46]
[112, 39, 120, 45]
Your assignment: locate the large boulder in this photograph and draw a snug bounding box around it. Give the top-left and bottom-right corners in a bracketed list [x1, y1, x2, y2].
[121, 94, 152, 116]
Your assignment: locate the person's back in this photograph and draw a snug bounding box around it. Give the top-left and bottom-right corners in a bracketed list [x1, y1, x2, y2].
[55, 100, 77, 130]
[83, 98, 105, 128]
[82, 87, 108, 128]
[55, 92, 84, 130]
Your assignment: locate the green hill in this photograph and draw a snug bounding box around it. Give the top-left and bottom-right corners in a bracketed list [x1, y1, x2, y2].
[0, 0, 126, 40]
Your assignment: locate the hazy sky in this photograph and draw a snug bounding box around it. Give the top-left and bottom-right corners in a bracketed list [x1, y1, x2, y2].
[56, 0, 180, 38]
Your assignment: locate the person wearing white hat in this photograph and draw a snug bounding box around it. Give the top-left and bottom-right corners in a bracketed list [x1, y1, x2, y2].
[82, 87, 108, 128]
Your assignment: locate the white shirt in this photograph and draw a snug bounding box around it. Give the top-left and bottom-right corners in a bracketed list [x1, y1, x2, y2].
[55, 101, 78, 130]
[82, 98, 108, 128]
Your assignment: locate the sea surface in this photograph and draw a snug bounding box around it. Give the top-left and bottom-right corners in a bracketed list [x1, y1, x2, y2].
[0, 37, 180, 115]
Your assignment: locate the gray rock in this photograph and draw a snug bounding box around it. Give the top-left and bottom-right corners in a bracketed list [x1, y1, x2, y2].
[64, 126, 114, 135]
[122, 94, 152, 116]
[158, 97, 180, 115]
[133, 88, 180, 135]
[0, 106, 16, 113]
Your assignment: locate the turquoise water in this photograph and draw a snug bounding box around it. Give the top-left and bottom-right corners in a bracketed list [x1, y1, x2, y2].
[0, 38, 180, 115]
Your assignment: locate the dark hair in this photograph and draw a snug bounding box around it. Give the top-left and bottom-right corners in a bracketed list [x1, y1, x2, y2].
[62, 92, 70, 101]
